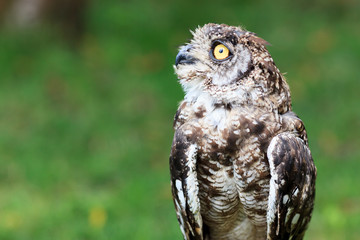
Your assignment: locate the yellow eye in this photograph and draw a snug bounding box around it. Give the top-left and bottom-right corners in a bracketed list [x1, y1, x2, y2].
[213, 44, 230, 60]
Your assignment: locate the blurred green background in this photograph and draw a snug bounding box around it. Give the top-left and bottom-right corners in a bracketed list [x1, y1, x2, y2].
[0, 0, 359, 239]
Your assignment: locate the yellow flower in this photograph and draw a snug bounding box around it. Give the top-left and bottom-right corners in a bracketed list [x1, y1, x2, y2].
[4, 212, 22, 229]
[88, 206, 107, 229]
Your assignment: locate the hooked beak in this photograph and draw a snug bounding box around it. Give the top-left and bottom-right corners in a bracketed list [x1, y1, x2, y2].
[175, 44, 197, 66]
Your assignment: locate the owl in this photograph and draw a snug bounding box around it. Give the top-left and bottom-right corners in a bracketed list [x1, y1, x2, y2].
[169, 23, 317, 240]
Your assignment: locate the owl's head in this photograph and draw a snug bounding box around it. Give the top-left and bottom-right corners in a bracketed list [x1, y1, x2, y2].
[174, 23, 291, 112]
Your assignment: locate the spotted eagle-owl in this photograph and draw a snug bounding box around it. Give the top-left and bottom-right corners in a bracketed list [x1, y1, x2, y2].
[169, 23, 317, 240]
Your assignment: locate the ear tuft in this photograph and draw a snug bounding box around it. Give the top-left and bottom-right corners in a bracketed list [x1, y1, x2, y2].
[248, 35, 271, 46]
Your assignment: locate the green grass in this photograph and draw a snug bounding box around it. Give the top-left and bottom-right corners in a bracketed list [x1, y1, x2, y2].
[0, 0, 359, 239]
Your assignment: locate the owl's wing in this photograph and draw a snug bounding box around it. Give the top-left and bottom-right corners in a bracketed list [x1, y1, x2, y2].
[169, 131, 204, 240]
[266, 133, 316, 240]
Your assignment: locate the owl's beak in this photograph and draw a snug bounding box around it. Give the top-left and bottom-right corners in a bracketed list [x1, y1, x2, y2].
[175, 45, 196, 66]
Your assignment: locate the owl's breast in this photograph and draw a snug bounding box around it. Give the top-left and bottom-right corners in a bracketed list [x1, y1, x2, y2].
[176, 102, 288, 233]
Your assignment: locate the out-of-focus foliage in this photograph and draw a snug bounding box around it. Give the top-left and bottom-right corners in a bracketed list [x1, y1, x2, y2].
[0, 0, 359, 239]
